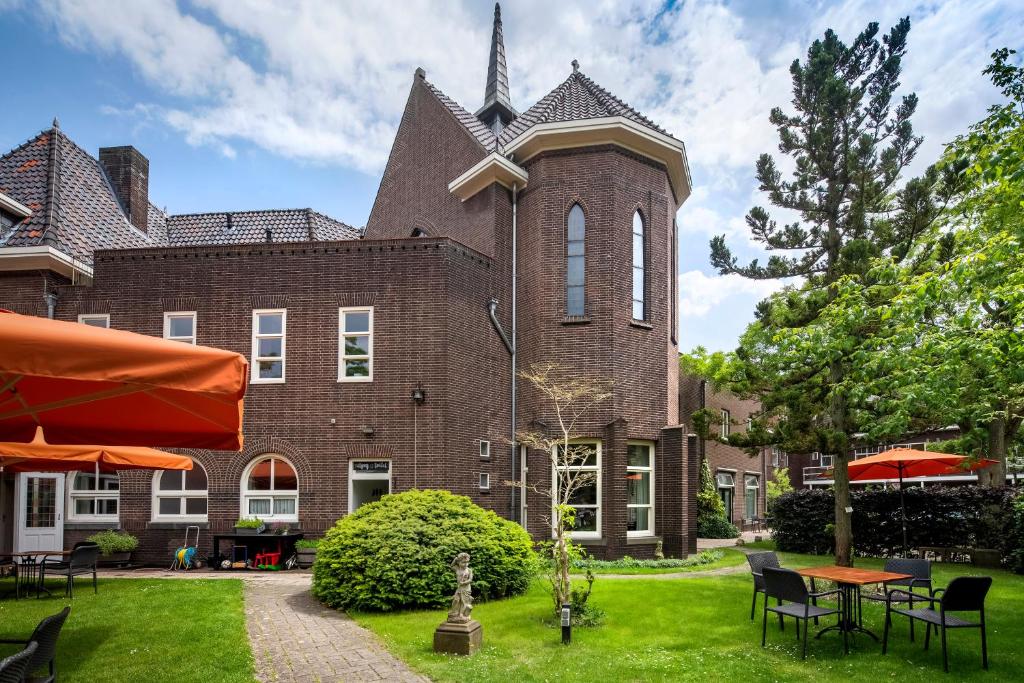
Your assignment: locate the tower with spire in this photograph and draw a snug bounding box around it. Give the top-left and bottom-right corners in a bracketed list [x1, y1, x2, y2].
[475, 3, 517, 135]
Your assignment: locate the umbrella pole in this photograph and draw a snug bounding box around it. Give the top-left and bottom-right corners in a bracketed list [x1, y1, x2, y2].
[899, 466, 908, 557]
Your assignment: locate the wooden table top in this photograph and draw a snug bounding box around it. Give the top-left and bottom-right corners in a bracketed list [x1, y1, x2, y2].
[7, 550, 70, 558]
[797, 565, 912, 585]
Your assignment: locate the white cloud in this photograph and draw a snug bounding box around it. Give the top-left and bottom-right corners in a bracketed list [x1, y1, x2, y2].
[678, 270, 789, 318]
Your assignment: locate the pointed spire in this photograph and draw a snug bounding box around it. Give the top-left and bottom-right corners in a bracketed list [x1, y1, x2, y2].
[52, 116, 60, 129]
[475, 2, 516, 134]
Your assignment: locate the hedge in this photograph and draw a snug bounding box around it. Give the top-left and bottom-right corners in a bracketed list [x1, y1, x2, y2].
[311, 489, 537, 611]
[768, 486, 1020, 561]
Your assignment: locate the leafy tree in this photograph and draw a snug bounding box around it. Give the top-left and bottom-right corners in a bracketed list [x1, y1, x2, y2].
[696, 455, 739, 539]
[709, 19, 930, 565]
[766, 467, 793, 510]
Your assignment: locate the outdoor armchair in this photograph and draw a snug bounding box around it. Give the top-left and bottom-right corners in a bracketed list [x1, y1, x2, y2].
[0, 606, 69, 683]
[40, 544, 99, 598]
[747, 551, 819, 626]
[0, 642, 37, 683]
[761, 567, 843, 659]
[862, 558, 932, 640]
[882, 576, 992, 672]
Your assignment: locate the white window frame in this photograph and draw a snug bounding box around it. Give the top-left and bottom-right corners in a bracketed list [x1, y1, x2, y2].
[479, 472, 490, 490]
[348, 459, 391, 513]
[163, 311, 196, 344]
[240, 455, 299, 522]
[338, 306, 373, 382]
[66, 466, 119, 522]
[820, 453, 834, 468]
[251, 309, 287, 384]
[78, 313, 110, 328]
[152, 465, 209, 522]
[552, 440, 601, 540]
[479, 440, 491, 459]
[626, 441, 655, 538]
[745, 474, 760, 519]
[720, 409, 731, 438]
[631, 210, 646, 321]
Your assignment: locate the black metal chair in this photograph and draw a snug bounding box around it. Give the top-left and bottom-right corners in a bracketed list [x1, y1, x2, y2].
[40, 544, 99, 597]
[747, 551, 780, 621]
[0, 607, 70, 683]
[762, 567, 843, 659]
[862, 558, 932, 639]
[0, 642, 38, 683]
[883, 576, 992, 672]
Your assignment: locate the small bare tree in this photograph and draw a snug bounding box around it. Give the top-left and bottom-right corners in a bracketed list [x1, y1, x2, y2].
[510, 362, 610, 612]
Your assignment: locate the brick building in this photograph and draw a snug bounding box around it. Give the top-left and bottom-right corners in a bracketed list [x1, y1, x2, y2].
[0, 5, 698, 563]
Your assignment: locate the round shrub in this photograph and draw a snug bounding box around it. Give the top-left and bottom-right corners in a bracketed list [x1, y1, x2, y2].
[311, 489, 537, 612]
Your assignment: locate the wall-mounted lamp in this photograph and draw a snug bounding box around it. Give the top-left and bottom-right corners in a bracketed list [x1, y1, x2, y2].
[411, 384, 426, 405]
[360, 425, 375, 437]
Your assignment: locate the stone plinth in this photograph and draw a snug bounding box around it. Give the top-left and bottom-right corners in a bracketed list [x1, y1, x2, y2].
[433, 619, 482, 655]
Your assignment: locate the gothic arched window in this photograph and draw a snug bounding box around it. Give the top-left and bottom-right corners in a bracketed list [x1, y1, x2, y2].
[632, 210, 646, 320]
[566, 204, 586, 316]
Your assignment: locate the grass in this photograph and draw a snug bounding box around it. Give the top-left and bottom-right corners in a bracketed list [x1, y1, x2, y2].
[573, 548, 747, 575]
[354, 548, 1024, 682]
[0, 578, 253, 683]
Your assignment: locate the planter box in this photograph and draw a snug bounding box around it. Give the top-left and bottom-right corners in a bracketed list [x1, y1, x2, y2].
[98, 552, 132, 567]
[296, 548, 317, 569]
[234, 526, 261, 535]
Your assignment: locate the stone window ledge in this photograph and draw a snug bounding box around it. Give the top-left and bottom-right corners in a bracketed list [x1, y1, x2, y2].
[572, 537, 607, 546]
[561, 316, 592, 325]
[626, 535, 662, 546]
[64, 521, 119, 531]
[147, 522, 211, 531]
[629, 319, 654, 330]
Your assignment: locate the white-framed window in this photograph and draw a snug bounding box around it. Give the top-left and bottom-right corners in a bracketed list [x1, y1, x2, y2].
[720, 409, 731, 438]
[338, 307, 373, 382]
[627, 441, 655, 537]
[811, 451, 820, 462]
[566, 204, 586, 316]
[820, 453, 834, 468]
[745, 474, 760, 519]
[631, 210, 646, 320]
[163, 311, 196, 344]
[241, 455, 298, 521]
[78, 314, 109, 328]
[716, 471, 735, 489]
[479, 472, 490, 490]
[553, 440, 600, 539]
[153, 465, 209, 521]
[772, 447, 789, 468]
[251, 309, 286, 384]
[479, 440, 491, 459]
[67, 466, 119, 521]
[349, 460, 391, 512]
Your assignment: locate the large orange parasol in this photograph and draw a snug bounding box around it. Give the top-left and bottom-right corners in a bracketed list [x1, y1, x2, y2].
[0, 428, 193, 473]
[845, 448, 997, 555]
[0, 311, 247, 450]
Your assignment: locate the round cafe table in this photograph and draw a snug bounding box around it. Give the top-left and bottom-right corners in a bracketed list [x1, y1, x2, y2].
[8, 550, 70, 598]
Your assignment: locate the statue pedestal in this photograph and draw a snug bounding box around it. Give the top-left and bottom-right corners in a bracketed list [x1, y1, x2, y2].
[433, 619, 482, 655]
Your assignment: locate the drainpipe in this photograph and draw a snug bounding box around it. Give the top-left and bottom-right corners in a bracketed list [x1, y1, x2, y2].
[44, 291, 58, 320]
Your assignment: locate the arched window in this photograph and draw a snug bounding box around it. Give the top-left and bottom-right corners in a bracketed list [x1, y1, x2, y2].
[241, 455, 298, 521]
[153, 464, 208, 521]
[632, 210, 646, 320]
[566, 204, 585, 316]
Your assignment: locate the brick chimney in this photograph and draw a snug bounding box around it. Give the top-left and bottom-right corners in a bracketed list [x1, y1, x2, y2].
[99, 146, 149, 232]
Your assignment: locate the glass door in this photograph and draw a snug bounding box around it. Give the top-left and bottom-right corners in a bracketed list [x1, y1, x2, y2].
[15, 473, 64, 552]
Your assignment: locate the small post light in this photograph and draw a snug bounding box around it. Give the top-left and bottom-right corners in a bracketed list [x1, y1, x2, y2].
[561, 602, 571, 645]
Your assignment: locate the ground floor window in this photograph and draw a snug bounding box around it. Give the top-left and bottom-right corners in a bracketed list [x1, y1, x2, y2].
[716, 471, 735, 523]
[745, 474, 759, 519]
[626, 442, 654, 536]
[154, 465, 209, 521]
[349, 460, 390, 512]
[241, 455, 298, 521]
[553, 441, 600, 538]
[68, 467, 119, 521]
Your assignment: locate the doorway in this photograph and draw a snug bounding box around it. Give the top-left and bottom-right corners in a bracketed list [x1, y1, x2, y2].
[14, 473, 64, 552]
[349, 460, 391, 513]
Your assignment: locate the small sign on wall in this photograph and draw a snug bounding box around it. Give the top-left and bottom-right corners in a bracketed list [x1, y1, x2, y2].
[352, 461, 390, 474]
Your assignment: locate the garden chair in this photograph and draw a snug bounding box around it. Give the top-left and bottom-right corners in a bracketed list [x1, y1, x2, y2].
[747, 551, 818, 627]
[861, 557, 932, 640]
[882, 576, 992, 672]
[761, 567, 843, 659]
[0, 642, 37, 683]
[40, 544, 99, 598]
[0, 606, 70, 683]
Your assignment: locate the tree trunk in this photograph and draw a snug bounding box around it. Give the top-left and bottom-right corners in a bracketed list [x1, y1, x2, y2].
[981, 416, 1007, 487]
[833, 452, 853, 566]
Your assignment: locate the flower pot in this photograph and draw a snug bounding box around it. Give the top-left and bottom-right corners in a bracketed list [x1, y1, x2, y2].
[234, 526, 260, 535]
[98, 551, 132, 567]
[296, 548, 317, 569]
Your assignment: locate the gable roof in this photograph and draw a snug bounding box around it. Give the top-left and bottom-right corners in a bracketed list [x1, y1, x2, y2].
[422, 78, 497, 150]
[166, 209, 360, 246]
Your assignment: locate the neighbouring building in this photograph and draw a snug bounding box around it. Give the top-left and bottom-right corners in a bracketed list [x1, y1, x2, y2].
[679, 374, 778, 528]
[0, 5, 698, 563]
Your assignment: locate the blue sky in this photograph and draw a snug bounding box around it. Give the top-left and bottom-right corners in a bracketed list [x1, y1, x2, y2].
[2, 0, 1020, 352]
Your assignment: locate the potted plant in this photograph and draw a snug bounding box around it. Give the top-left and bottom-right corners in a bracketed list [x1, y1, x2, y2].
[294, 538, 319, 568]
[86, 529, 139, 567]
[234, 518, 265, 535]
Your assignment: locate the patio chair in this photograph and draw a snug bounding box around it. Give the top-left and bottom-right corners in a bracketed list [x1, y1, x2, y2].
[40, 544, 99, 598]
[862, 558, 932, 640]
[0, 606, 70, 683]
[761, 567, 843, 659]
[0, 642, 37, 683]
[882, 576, 992, 672]
[747, 551, 819, 627]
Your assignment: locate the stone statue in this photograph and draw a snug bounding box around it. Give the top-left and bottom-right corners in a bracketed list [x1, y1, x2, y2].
[446, 552, 474, 624]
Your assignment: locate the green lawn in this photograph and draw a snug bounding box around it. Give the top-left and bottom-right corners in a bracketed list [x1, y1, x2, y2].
[354, 550, 1024, 682]
[0, 578, 254, 683]
[575, 548, 748, 575]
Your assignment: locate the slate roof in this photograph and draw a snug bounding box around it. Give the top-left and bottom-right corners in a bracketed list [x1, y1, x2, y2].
[423, 78, 497, 150]
[0, 125, 359, 264]
[166, 209, 360, 246]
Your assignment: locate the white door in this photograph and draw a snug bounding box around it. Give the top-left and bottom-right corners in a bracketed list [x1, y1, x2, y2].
[15, 473, 64, 552]
[520, 445, 528, 529]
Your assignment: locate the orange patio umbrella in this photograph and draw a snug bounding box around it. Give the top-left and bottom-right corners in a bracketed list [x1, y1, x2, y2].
[0, 428, 194, 473]
[0, 310, 247, 450]
[845, 448, 998, 556]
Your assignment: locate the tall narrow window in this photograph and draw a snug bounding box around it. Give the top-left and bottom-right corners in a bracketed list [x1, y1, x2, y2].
[720, 409, 731, 438]
[553, 441, 600, 538]
[164, 312, 196, 344]
[251, 310, 286, 383]
[627, 442, 655, 536]
[632, 211, 646, 320]
[566, 204, 585, 316]
[745, 475, 760, 520]
[338, 307, 373, 381]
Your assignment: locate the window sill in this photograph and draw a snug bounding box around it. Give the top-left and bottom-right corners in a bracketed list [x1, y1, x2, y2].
[148, 521, 210, 530]
[65, 521, 120, 531]
[561, 316, 591, 325]
[629, 319, 654, 330]
[626, 535, 662, 545]
[571, 536, 607, 546]
[250, 379, 286, 385]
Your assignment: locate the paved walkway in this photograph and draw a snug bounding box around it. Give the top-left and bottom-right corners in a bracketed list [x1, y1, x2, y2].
[697, 529, 767, 550]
